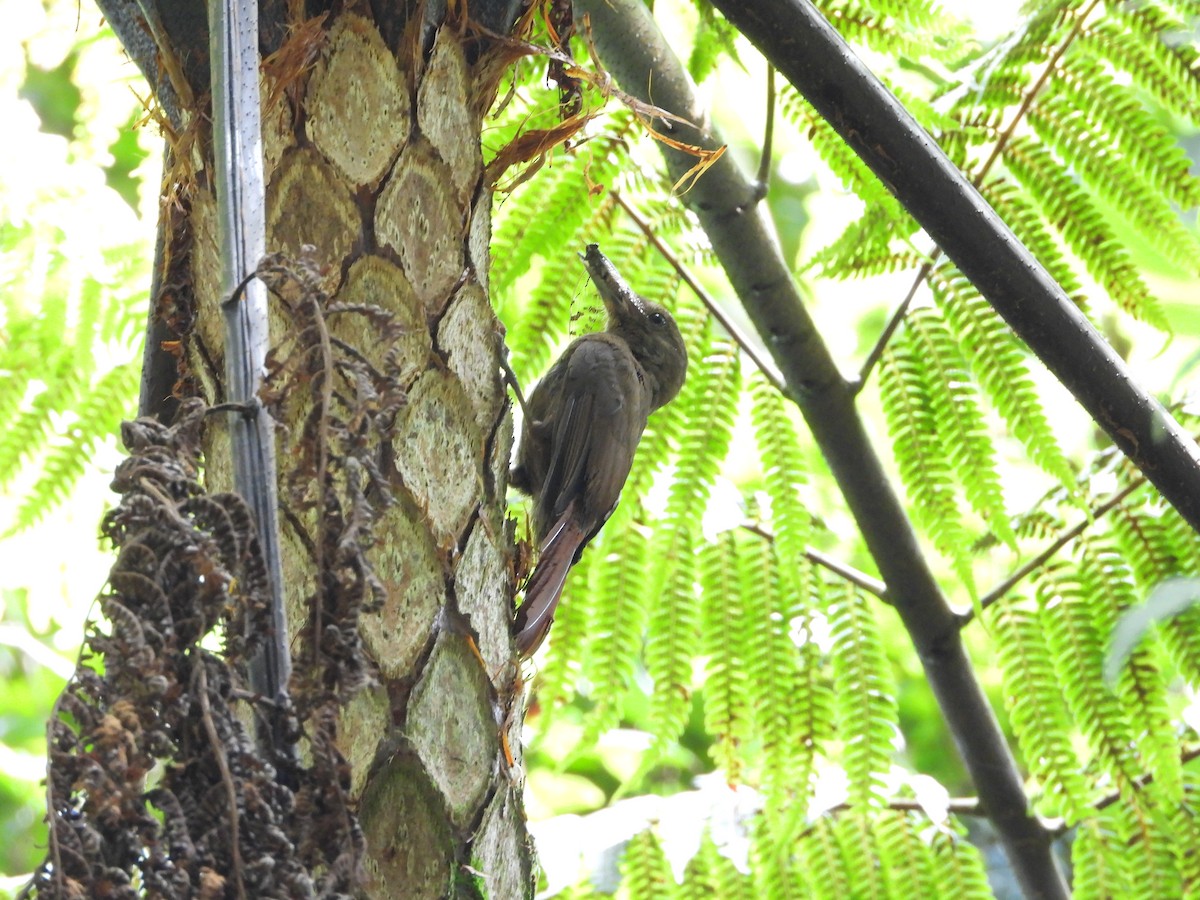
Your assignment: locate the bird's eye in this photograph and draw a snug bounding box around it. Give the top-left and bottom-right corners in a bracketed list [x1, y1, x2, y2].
[649, 312, 666, 327]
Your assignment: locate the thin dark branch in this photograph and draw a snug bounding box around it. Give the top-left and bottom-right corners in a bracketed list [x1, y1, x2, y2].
[963, 478, 1147, 626]
[611, 190, 786, 393]
[575, 2, 1069, 894]
[740, 521, 888, 598]
[208, 0, 294, 756]
[855, 253, 938, 390]
[823, 796, 986, 817]
[754, 65, 775, 197]
[1092, 744, 1200, 816]
[712, 0, 1200, 546]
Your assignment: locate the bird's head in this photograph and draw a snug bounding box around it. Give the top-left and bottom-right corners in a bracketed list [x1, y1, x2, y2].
[582, 244, 688, 410]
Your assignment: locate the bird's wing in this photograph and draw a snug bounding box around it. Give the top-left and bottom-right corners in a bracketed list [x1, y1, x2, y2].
[539, 335, 647, 539]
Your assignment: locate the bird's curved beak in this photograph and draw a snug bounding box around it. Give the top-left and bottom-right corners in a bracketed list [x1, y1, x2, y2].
[581, 243, 644, 321]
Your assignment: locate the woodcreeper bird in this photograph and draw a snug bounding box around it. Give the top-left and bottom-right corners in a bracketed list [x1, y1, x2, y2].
[510, 244, 688, 657]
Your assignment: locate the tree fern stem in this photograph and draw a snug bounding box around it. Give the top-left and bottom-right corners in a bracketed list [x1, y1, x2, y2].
[711, 0, 1200, 539]
[208, 0, 294, 758]
[575, 0, 1070, 896]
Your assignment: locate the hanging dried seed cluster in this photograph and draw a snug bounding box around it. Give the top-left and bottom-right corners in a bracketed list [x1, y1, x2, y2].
[22, 399, 365, 899]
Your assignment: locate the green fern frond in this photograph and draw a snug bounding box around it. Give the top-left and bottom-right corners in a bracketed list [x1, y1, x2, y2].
[749, 816, 809, 900]
[906, 304, 1015, 548]
[490, 156, 576, 295]
[1078, 537, 1181, 804]
[1109, 499, 1200, 686]
[978, 178, 1086, 308]
[491, 117, 635, 299]
[738, 537, 813, 801]
[929, 824, 993, 899]
[1073, 815, 1135, 900]
[778, 86, 911, 228]
[1080, 6, 1200, 120]
[749, 373, 811, 582]
[699, 533, 751, 779]
[532, 544, 598, 731]
[876, 811, 937, 900]
[621, 828, 676, 900]
[1035, 570, 1145, 795]
[1116, 800, 1183, 900]
[1029, 93, 1200, 272]
[680, 831, 754, 900]
[930, 266, 1077, 494]
[796, 816, 854, 900]
[10, 361, 138, 533]
[577, 503, 654, 744]
[645, 328, 740, 747]
[1110, 498, 1187, 586]
[985, 596, 1090, 819]
[878, 341, 977, 596]
[804, 206, 921, 279]
[687, 3, 741, 83]
[818, 1, 959, 59]
[1002, 135, 1168, 329]
[831, 815, 886, 900]
[0, 379, 75, 492]
[1046, 54, 1200, 211]
[1169, 783, 1200, 891]
[1155, 508, 1200, 686]
[829, 585, 895, 808]
[503, 196, 620, 379]
[945, 3, 1066, 117]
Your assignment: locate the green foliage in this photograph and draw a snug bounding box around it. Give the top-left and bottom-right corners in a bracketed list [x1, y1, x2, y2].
[498, 1, 1200, 892]
[13, 0, 1200, 896]
[0, 13, 151, 535]
[0, 227, 144, 534]
[644, 323, 740, 750]
[986, 595, 1091, 819]
[879, 334, 979, 597]
[620, 829, 675, 900]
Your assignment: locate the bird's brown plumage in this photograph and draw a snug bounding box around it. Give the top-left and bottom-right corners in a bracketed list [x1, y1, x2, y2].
[510, 245, 688, 657]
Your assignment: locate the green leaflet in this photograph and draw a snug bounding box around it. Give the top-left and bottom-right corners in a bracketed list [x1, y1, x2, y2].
[621, 828, 676, 900]
[796, 816, 855, 900]
[1080, 539, 1182, 805]
[986, 597, 1091, 820]
[698, 533, 751, 780]
[829, 584, 896, 809]
[778, 86, 911, 232]
[905, 305, 1016, 549]
[1002, 135, 1169, 330]
[0, 226, 144, 532]
[1028, 92, 1200, 273]
[928, 823, 993, 900]
[679, 831, 754, 900]
[1073, 815, 1135, 900]
[879, 338, 978, 598]
[645, 326, 740, 749]
[1079, 8, 1200, 120]
[929, 265, 1077, 495]
[876, 811, 939, 900]
[577, 501, 655, 747]
[1034, 569, 1146, 797]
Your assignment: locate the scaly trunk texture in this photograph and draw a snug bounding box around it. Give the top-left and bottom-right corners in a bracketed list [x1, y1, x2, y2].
[91, 2, 533, 897]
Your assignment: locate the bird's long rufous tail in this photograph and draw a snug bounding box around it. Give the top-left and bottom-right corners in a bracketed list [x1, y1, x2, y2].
[513, 509, 587, 657]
